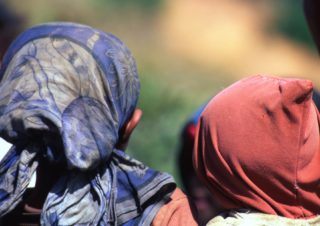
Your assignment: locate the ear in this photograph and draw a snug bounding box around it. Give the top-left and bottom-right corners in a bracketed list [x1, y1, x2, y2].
[116, 108, 142, 150]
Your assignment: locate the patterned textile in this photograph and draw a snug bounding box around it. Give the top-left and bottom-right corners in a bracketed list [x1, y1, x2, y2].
[207, 209, 320, 226]
[0, 22, 175, 225]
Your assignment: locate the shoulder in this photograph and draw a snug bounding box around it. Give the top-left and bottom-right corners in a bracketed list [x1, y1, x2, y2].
[151, 187, 199, 226]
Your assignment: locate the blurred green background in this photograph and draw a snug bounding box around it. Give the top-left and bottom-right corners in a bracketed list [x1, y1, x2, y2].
[3, 0, 320, 185]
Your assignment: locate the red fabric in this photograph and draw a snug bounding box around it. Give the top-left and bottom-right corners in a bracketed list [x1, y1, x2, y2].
[194, 75, 320, 219]
[151, 188, 198, 226]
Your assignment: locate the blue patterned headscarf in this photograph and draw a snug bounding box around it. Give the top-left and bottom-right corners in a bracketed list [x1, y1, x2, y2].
[0, 22, 175, 225]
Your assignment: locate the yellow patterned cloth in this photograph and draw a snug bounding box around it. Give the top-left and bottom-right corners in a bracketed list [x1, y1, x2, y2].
[207, 210, 320, 226]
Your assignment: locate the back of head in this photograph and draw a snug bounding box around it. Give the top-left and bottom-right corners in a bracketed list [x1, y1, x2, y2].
[194, 75, 320, 218]
[0, 22, 140, 170]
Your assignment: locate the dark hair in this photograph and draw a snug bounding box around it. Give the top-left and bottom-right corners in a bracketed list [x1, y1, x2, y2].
[0, 2, 22, 60]
[304, 0, 320, 53]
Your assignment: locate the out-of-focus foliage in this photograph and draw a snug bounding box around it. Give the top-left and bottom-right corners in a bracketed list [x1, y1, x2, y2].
[272, 0, 315, 50]
[94, 0, 162, 10]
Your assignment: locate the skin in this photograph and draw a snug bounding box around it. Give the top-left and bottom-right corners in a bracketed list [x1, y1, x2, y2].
[116, 108, 143, 150]
[24, 108, 143, 213]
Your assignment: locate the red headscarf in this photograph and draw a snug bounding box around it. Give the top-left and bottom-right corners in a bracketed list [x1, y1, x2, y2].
[194, 76, 320, 219]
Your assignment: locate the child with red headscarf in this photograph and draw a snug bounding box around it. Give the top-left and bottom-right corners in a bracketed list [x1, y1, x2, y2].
[193, 1, 320, 224]
[194, 75, 320, 225]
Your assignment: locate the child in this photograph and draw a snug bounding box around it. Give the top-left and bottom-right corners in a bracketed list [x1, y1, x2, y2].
[194, 75, 320, 225]
[0, 22, 197, 226]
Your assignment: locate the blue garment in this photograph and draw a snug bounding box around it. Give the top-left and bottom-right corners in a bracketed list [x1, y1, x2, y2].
[0, 22, 175, 225]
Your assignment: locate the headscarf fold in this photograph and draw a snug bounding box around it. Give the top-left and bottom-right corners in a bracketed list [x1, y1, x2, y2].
[194, 76, 320, 219]
[0, 22, 175, 225]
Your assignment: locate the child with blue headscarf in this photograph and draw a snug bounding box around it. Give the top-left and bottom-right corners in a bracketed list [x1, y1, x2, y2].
[0, 22, 198, 226]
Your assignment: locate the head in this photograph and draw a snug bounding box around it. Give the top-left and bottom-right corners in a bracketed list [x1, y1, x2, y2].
[194, 75, 320, 218]
[0, 22, 141, 170]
